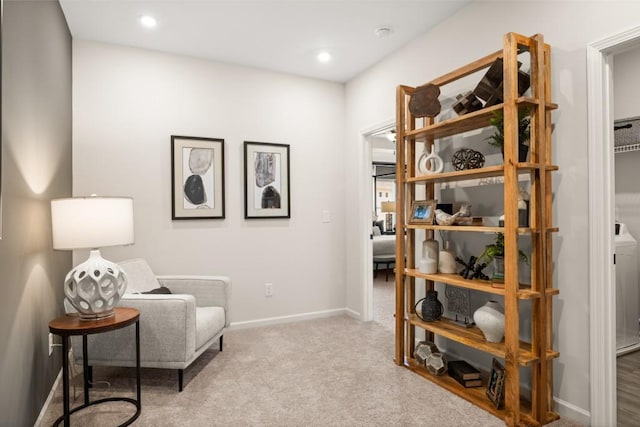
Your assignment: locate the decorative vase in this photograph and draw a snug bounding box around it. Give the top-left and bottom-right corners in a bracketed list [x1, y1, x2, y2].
[419, 257, 437, 274]
[422, 238, 439, 267]
[473, 301, 505, 343]
[417, 147, 444, 175]
[420, 290, 444, 322]
[438, 241, 457, 274]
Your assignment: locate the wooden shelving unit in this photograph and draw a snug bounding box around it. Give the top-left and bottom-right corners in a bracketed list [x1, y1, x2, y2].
[394, 33, 558, 426]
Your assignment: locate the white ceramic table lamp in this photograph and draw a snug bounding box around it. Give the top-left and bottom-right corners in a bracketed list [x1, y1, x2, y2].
[51, 196, 134, 320]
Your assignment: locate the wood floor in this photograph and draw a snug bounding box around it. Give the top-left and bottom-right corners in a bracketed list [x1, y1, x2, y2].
[618, 349, 640, 426]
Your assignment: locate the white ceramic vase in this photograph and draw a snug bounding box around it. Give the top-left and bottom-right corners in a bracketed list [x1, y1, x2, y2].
[438, 240, 457, 274]
[473, 300, 505, 343]
[422, 239, 439, 266]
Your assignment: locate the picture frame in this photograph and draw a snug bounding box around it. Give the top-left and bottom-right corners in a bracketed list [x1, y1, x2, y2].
[171, 135, 225, 219]
[486, 358, 505, 409]
[244, 141, 290, 219]
[408, 200, 437, 225]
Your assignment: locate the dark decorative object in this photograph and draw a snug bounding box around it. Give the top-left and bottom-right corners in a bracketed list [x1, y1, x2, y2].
[473, 58, 530, 106]
[426, 353, 448, 376]
[456, 256, 489, 281]
[415, 290, 444, 322]
[414, 340, 439, 366]
[244, 141, 291, 219]
[171, 136, 225, 219]
[436, 203, 453, 215]
[445, 285, 474, 327]
[486, 358, 506, 409]
[452, 148, 485, 171]
[408, 83, 441, 118]
[448, 360, 482, 388]
[452, 91, 483, 115]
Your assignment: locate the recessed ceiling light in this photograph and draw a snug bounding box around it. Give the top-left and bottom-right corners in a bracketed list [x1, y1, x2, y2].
[139, 15, 158, 28]
[375, 27, 393, 39]
[317, 51, 332, 63]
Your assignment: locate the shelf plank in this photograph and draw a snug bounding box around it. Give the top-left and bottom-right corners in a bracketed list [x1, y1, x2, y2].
[401, 98, 558, 142]
[405, 358, 549, 424]
[407, 314, 558, 365]
[404, 163, 558, 185]
[405, 270, 542, 299]
[406, 358, 508, 419]
[404, 224, 538, 234]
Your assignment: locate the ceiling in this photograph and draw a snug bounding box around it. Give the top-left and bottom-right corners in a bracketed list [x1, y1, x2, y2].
[59, 0, 470, 83]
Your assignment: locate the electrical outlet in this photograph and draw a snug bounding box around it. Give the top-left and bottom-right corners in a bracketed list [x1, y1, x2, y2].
[265, 283, 273, 297]
[49, 333, 54, 356]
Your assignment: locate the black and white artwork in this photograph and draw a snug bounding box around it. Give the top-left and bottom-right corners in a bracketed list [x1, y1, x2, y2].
[171, 136, 225, 219]
[445, 285, 474, 327]
[244, 141, 290, 219]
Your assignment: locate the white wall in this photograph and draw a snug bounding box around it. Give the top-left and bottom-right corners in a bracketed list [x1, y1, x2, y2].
[72, 41, 347, 324]
[344, 1, 640, 421]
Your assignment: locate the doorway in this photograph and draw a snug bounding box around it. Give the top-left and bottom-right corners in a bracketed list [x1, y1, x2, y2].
[363, 123, 396, 330]
[587, 25, 640, 427]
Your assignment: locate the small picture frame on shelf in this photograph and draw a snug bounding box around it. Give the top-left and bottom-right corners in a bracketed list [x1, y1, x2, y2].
[408, 200, 437, 225]
[486, 358, 505, 409]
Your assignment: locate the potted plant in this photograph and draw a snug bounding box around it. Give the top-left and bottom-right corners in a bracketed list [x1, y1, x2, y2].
[478, 233, 528, 282]
[485, 108, 530, 162]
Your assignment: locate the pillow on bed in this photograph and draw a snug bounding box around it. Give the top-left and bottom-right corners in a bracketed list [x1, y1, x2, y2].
[372, 226, 382, 236]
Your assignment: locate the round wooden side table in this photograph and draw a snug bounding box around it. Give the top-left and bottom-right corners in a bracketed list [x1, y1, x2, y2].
[49, 307, 141, 426]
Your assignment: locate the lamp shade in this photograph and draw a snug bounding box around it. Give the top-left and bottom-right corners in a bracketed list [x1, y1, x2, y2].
[51, 197, 134, 250]
[381, 201, 396, 213]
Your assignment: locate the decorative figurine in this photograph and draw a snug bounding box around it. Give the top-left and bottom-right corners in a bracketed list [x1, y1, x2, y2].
[408, 83, 441, 118]
[456, 256, 489, 280]
[452, 148, 485, 171]
[452, 91, 483, 116]
[435, 209, 460, 226]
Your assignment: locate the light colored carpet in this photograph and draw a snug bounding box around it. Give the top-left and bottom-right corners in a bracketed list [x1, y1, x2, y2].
[40, 315, 582, 426]
[373, 273, 395, 332]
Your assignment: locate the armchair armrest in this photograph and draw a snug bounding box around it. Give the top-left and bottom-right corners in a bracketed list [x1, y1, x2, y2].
[64, 294, 197, 365]
[157, 275, 231, 326]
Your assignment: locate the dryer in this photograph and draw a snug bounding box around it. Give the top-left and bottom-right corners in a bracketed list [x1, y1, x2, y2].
[616, 223, 640, 356]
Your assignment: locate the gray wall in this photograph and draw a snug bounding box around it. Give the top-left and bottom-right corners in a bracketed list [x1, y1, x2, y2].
[0, 1, 72, 425]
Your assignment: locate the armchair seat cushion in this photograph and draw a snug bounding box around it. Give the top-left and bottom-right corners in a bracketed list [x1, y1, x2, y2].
[196, 307, 225, 350]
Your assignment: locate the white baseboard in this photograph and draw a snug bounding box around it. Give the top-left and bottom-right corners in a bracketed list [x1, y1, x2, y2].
[34, 369, 62, 427]
[345, 308, 360, 319]
[229, 308, 348, 330]
[554, 397, 590, 426]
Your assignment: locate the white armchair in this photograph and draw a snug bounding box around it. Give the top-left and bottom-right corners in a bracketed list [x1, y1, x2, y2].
[65, 259, 231, 391]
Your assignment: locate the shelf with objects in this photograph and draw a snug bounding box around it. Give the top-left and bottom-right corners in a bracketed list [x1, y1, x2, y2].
[394, 33, 558, 426]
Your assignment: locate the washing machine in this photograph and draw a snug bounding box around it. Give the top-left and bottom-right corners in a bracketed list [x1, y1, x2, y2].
[616, 223, 640, 356]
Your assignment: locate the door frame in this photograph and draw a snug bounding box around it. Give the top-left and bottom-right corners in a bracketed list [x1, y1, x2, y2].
[360, 119, 395, 322]
[587, 25, 640, 427]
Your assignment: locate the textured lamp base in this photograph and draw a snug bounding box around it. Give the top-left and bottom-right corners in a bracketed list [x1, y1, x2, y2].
[64, 250, 127, 320]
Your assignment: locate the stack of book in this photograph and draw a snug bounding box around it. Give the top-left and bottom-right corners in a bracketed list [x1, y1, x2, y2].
[448, 360, 482, 388]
